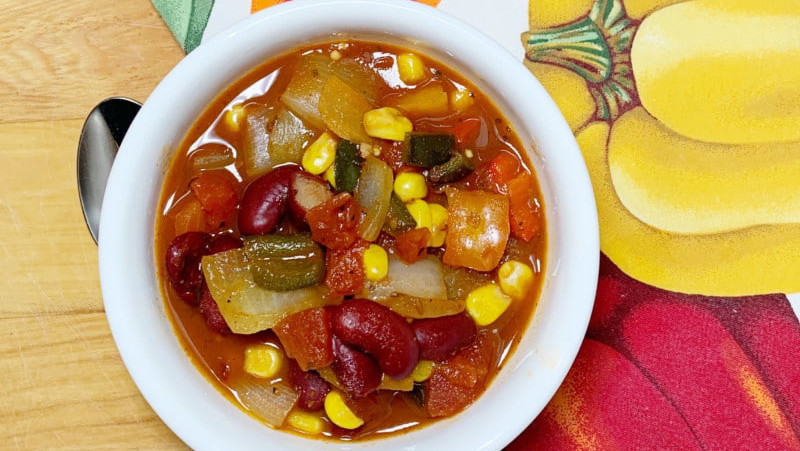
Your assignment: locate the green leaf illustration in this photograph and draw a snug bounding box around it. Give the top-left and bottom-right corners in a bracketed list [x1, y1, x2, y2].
[151, 0, 214, 53]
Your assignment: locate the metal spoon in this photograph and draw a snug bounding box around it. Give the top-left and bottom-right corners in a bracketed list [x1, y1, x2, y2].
[77, 97, 142, 243]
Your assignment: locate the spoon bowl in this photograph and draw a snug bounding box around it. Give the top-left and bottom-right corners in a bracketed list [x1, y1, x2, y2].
[77, 97, 141, 242]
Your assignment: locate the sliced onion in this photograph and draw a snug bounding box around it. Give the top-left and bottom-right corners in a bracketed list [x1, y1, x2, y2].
[355, 156, 393, 241]
[363, 256, 448, 306]
[189, 144, 235, 171]
[318, 76, 374, 143]
[280, 54, 381, 130]
[279, 54, 328, 129]
[370, 294, 465, 319]
[202, 249, 331, 334]
[243, 103, 278, 177]
[387, 256, 447, 299]
[442, 264, 493, 301]
[268, 108, 314, 167]
[232, 379, 298, 427]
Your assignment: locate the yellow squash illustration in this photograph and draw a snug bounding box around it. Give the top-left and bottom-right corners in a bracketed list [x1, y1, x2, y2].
[609, 108, 800, 234]
[524, 0, 800, 295]
[634, 0, 800, 144]
[580, 119, 800, 296]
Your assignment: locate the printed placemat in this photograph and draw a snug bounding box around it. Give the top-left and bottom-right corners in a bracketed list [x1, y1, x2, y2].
[151, 0, 800, 447]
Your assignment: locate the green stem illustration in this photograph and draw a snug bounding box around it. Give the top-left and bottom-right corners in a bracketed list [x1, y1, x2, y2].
[522, 0, 638, 121]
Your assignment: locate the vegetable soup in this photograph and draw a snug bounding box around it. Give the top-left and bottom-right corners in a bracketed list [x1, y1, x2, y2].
[156, 40, 546, 441]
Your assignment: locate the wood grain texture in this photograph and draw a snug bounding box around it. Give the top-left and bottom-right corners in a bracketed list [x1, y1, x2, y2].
[0, 0, 186, 448]
[0, 0, 183, 124]
[0, 314, 182, 449]
[0, 120, 102, 317]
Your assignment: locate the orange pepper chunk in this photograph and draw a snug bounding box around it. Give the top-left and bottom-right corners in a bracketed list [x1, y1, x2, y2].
[507, 172, 542, 242]
[443, 188, 510, 271]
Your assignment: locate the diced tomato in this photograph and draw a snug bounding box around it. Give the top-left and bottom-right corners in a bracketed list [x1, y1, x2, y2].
[375, 231, 397, 251]
[506, 172, 541, 242]
[380, 141, 406, 173]
[306, 193, 362, 250]
[173, 196, 208, 235]
[443, 188, 509, 271]
[275, 308, 334, 371]
[395, 228, 431, 264]
[426, 331, 499, 417]
[347, 392, 393, 429]
[450, 117, 481, 148]
[325, 393, 390, 438]
[190, 170, 239, 229]
[474, 152, 521, 194]
[325, 239, 368, 295]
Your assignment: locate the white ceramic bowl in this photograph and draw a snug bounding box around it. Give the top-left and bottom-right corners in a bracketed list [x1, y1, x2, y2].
[99, 0, 599, 449]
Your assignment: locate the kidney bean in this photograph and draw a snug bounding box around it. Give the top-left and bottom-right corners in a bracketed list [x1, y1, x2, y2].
[331, 336, 381, 397]
[289, 171, 333, 222]
[412, 314, 477, 362]
[205, 233, 243, 255]
[165, 231, 210, 305]
[287, 359, 332, 411]
[332, 299, 419, 379]
[238, 165, 300, 235]
[198, 282, 230, 334]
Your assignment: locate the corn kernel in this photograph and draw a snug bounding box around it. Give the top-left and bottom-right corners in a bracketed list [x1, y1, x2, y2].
[466, 283, 512, 326]
[450, 87, 474, 111]
[302, 132, 337, 175]
[411, 360, 435, 382]
[325, 164, 336, 188]
[498, 260, 535, 301]
[406, 199, 432, 231]
[243, 344, 283, 378]
[224, 104, 246, 132]
[429, 230, 447, 248]
[324, 391, 364, 430]
[363, 107, 413, 141]
[428, 203, 448, 247]
[287, 410, 325, 435]
[363, 244, 389, 282]
[429, 203, 448, 231]
[394, 172, 428, 202]
[330, 49, 342, 61]
[397, 53, 428, 84]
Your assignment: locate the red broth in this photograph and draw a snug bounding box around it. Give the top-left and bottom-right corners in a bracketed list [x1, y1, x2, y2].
[155, 40, 546, 441]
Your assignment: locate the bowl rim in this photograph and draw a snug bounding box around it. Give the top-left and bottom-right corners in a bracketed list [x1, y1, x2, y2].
[99, 0, 599, 449]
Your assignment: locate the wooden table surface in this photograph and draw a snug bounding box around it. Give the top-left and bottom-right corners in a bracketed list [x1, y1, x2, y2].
[1, 1, 187, 448]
